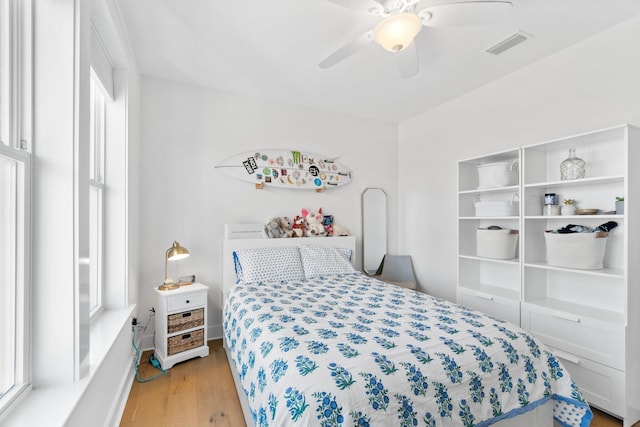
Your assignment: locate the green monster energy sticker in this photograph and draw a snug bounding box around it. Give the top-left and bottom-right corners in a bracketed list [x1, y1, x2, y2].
[291, 151, 301, 164]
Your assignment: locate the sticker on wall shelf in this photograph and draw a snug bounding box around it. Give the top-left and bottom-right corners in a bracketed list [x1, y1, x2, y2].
[216, 150, 352, 191]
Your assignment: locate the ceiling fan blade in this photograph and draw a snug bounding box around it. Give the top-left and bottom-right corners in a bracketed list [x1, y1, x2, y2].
[395, 42, 419, 78]
[419, 1, 512, 27]
[324, 0, 384, 14]
[319, 30, 374, 69]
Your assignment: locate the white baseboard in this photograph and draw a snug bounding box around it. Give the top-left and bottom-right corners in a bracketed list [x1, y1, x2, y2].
[107, 359, 135, 427]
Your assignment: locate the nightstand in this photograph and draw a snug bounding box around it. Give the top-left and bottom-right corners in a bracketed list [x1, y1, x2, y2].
[154, 283, 209, 369]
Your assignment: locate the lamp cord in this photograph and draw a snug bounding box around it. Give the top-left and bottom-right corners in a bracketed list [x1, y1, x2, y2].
[132, 326, 167, 382]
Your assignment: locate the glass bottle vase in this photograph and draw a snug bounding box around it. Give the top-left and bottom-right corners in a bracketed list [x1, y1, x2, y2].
[560, 148, 585, 180]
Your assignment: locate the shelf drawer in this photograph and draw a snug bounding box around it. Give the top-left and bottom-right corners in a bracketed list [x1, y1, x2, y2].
[459, 290, 520, 326]
[168, 328, 204, 355]
[167, 308, 204, 334]
[548, 346, 625, 417]
[521, 304, 624, 370]
[167, 292, 206, 313]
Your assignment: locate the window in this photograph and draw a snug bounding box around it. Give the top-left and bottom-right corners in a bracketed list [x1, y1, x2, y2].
[89, 77, 106, 317]
[0, 146, 29, 411]
[0, 0, 31, 416]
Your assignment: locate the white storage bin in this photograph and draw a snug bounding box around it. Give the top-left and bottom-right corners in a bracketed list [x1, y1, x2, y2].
[476, 228, 519, 260]
[477, 159, 518, 189]
[544, 231, 608, 270]
[474, 195, 518, 217]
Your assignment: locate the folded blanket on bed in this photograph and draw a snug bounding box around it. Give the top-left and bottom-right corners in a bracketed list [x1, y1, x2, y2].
[224, 273, 592, 427]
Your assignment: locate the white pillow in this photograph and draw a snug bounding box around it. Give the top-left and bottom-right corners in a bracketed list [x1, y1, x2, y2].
[299, 245, 356, 278]
[233, 247, 304, 283]
[335, 247, 353, 262]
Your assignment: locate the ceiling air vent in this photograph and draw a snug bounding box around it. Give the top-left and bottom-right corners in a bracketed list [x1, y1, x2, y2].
[486, 31, 531, 55]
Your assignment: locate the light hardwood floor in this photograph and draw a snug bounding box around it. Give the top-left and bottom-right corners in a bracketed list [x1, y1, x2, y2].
[121, 339, 627, 427]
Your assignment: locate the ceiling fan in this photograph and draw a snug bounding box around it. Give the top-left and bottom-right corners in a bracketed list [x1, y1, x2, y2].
[319, 0, 513, 78]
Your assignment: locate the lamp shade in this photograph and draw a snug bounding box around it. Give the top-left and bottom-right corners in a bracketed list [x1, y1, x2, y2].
[374, 13, 422, 52]
[167, 241, 189, 261]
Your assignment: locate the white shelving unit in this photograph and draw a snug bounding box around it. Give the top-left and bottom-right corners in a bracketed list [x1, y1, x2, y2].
[457, 125, 640, 426]
[457, 148, 521, 326]
[520, 125, 639, 424]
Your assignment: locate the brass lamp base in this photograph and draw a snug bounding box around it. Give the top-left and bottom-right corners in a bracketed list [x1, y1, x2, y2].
[158, 282, 180, 291]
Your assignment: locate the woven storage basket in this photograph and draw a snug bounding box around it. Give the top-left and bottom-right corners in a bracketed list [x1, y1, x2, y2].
[476, 228, 519, 259]
[477, 159, 518, 189]
[544, 231, 608, 269]
[168, 328, 204, 355]
[167, 308, 204, 334]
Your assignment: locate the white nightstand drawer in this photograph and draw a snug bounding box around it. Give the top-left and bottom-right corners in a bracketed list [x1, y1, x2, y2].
[167, 292, 206, 313]
[549, 346, 624, 417]
[459, 291, 520, 326]
[521, 304, 624, 370]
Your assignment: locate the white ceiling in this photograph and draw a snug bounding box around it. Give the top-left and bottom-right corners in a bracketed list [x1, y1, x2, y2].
[115, 0, 640, 123]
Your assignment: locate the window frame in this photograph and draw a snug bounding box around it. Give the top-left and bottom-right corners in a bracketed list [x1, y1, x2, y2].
[89, 74, 106, 319]
[0, 0, 32, 417]
[0, 144, 31, 415]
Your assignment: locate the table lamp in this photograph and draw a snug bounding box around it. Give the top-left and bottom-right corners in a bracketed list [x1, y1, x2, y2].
[158, 241, 189, 290]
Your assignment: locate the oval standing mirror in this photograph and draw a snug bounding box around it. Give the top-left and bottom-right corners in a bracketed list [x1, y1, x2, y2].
[362, 188, 387, 275]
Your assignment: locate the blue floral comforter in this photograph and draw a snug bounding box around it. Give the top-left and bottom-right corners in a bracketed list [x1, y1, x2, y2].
[223, 273, 592, 427]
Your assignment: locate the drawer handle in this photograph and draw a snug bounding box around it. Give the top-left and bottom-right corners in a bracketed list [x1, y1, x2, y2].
[550, 347, 581, 365]
[182, 333, 191, 340]
[551, 312, 581, 323]
[182, 312, 192, 318]
[474, 292, 494, 301]
[185, 299, 190, 304]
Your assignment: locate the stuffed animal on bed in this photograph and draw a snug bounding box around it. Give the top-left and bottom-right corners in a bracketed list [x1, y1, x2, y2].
[264, 217, 282, 238]
[278, 216, 294, 238]
[320, 211, 349, 236]
[302, 208, 327, 237]
[332, 224, 350, 236]
[322, 215, 334, 236]
[292, 215, 306, 237]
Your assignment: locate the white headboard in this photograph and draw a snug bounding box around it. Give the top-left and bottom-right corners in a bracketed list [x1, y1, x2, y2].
[221, 236, 357, 301]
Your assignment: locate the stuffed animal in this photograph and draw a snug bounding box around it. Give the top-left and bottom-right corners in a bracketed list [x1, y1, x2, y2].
[302, 208, 327, 237]
[332, 224, 350, 236]
[278, 216, 294, 238]
[292, 215, 306, 237]
[323, 215, 334, 236]
[264, 218, 282, 238]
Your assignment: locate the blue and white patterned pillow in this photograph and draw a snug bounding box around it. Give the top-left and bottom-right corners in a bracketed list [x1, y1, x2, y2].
[299, 245, 356, 278]
[233, 247, 304, 283]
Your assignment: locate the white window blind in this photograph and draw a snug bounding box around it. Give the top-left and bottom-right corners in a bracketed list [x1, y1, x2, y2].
[90, 24, 113, 100]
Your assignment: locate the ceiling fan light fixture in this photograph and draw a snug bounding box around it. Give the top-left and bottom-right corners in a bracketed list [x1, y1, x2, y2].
[374, 13, 422, 52]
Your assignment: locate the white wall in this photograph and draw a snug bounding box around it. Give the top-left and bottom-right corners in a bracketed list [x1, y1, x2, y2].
[399, 15, 640, 302]
[138, 76, 398, 343]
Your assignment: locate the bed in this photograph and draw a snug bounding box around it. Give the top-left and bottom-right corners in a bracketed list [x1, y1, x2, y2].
[222, 237, 592, 427]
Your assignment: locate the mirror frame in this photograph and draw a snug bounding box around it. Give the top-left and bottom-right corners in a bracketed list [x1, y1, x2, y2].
[361, 187, 387, 275]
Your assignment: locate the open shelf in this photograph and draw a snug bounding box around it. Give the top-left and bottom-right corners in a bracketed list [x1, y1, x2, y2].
[460, 254, 519, 265]
[524, 175, 624, 190]
[458, 185, 519, 195]
[524, 262, 624, 278]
